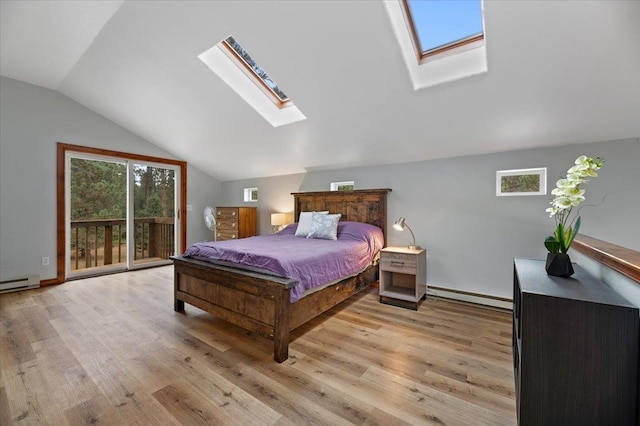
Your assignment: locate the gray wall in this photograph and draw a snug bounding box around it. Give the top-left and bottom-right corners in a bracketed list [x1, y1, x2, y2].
[0, 77, 222, 282]
[222, 138, 639, 300]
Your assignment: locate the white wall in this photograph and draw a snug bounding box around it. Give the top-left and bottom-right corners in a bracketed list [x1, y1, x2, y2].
[0, 77, 222, 282]
[221, 138, 640, 301]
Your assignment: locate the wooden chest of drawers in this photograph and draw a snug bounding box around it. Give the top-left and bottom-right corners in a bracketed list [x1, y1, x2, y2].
[215, 207, 257, 241]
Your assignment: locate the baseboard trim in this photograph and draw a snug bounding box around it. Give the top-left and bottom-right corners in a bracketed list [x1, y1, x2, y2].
[428, 285, 512, 310]
[40, 278, 60, 287]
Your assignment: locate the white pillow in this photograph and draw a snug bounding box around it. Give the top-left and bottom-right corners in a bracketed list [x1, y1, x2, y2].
[294, 211, 328, 237]
[307, 213, 342, 240]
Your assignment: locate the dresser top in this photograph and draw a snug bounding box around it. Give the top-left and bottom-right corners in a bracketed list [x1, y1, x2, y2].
[514, 258, 637, 309]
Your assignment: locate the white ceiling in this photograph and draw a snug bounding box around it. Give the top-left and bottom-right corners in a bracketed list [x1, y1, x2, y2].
[1, 1, 639, 181]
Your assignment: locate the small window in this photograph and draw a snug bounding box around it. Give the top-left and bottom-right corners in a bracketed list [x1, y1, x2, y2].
[330, 181, 355, 191]
[496, 168, 547, 196]
[244, 187, 258, 202]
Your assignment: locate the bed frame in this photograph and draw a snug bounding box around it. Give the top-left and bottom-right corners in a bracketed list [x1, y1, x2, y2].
[172, 188, 391, 362]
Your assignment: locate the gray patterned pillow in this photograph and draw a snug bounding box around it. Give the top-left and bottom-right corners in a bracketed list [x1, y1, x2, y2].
[294, 211, 328, 237]
[307, 213, 342, 240]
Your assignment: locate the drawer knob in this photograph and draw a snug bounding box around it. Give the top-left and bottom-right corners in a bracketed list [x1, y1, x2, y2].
[232, 223, 236, 227]
[391, 261, 405, 266]
[232, 235, 237, 239]
[232, 212, 236, 216]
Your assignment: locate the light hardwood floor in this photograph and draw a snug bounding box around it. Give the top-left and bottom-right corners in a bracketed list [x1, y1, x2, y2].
[0, 266, 516, 425]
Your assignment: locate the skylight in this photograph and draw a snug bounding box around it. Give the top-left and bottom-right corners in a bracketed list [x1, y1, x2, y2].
[384, 0, 488, 89]
[221, 36, 289, 107]
[198, 35, 305, 127]
[405, 0, 484, 59]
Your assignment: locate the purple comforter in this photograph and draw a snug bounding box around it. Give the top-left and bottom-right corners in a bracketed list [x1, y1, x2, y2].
[183, 221, 384, 302]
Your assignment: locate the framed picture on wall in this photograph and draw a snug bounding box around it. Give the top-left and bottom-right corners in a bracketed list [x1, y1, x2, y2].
[496, 167, 546, 196]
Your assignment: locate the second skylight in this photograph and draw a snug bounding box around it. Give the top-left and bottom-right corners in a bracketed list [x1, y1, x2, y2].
[405, 0, 484, 58]
[198, 35, 305, 127]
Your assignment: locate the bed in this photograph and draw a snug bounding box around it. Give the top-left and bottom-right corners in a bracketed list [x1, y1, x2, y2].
[171, 188, 391, 362]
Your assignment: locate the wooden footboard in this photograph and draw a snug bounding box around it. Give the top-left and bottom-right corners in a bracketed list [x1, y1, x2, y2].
[172, 255, 378, 362]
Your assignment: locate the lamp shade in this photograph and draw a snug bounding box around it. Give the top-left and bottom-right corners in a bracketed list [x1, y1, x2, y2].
[271, 213, 287, 226]
[393, 217, 406, 231]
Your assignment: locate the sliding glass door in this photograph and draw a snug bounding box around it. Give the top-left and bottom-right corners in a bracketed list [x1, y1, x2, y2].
[131, 162, 177, 267]
[66, 153, 180, 279]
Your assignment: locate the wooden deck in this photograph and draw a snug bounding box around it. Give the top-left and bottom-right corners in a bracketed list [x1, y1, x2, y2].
[0, 266, 516, 425]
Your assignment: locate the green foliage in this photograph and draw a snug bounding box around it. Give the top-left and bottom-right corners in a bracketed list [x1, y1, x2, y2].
[133, 165, 174, 218]
[545, 216, 581, 255]
[71, 160, 175, 220]
[501, 174, 540, 193]
[70, 159, 175, 252]
[71, 159, 126, 220]
[544, 236, 561, 254]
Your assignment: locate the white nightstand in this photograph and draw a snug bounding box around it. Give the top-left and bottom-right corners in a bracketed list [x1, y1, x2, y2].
[379, 247, 426, 310]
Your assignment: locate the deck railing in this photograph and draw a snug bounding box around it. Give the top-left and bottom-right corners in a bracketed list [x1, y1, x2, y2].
[70, 217, 174, 270]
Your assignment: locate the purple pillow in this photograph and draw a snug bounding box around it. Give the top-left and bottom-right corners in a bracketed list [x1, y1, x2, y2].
[336, 221, 384, 251]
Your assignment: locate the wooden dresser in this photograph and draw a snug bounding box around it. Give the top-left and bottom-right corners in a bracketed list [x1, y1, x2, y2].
[513, 258, 639, 426]
[215, 207, 257, 241]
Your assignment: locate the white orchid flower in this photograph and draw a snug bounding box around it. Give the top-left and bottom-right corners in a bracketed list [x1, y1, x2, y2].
[564, 187, 585, 197]
[569, 195, 585, 206]
[567, 173, 586, 184]
[555, 178, 572, 188]
[553, 197, 572, 209]
[545, 155, 604, 255]
[568, 164, 589, 174]
[575, 155, 588, 165]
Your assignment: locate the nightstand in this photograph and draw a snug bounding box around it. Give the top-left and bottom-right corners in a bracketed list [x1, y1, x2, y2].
[379, 247, 426, 310]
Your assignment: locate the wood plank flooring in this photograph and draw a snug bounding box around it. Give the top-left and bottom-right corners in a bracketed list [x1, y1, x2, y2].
[0, 266, 516, 425]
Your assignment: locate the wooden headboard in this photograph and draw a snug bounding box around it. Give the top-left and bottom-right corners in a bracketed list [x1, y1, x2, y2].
[291, 189, 392, 242]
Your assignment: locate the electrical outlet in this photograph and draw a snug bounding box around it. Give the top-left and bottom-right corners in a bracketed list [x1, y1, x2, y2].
[42, 257, 50, 266]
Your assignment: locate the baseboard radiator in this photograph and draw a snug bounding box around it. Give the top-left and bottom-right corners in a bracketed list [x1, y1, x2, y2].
[428, 285, 512, 310]
[0, 274, 40, 294]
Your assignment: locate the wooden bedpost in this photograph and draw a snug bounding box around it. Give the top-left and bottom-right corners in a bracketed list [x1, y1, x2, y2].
[174, 268, 185, 312]
[273, 287, 291, 363]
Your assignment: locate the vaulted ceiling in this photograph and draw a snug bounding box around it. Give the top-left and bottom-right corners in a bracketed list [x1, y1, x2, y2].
[1, 1, 639, 181]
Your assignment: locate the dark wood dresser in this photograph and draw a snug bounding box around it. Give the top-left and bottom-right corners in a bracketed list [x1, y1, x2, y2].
[215, 207, 257, 241]
[513, 258, 639, 426]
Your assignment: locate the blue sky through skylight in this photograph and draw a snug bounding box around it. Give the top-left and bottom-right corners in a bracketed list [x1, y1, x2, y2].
[407, 0, 483, 53]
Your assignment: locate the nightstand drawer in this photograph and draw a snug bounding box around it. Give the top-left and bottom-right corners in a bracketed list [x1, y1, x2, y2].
[380, 258, 416, 274]
[381, 251, 416, 263]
